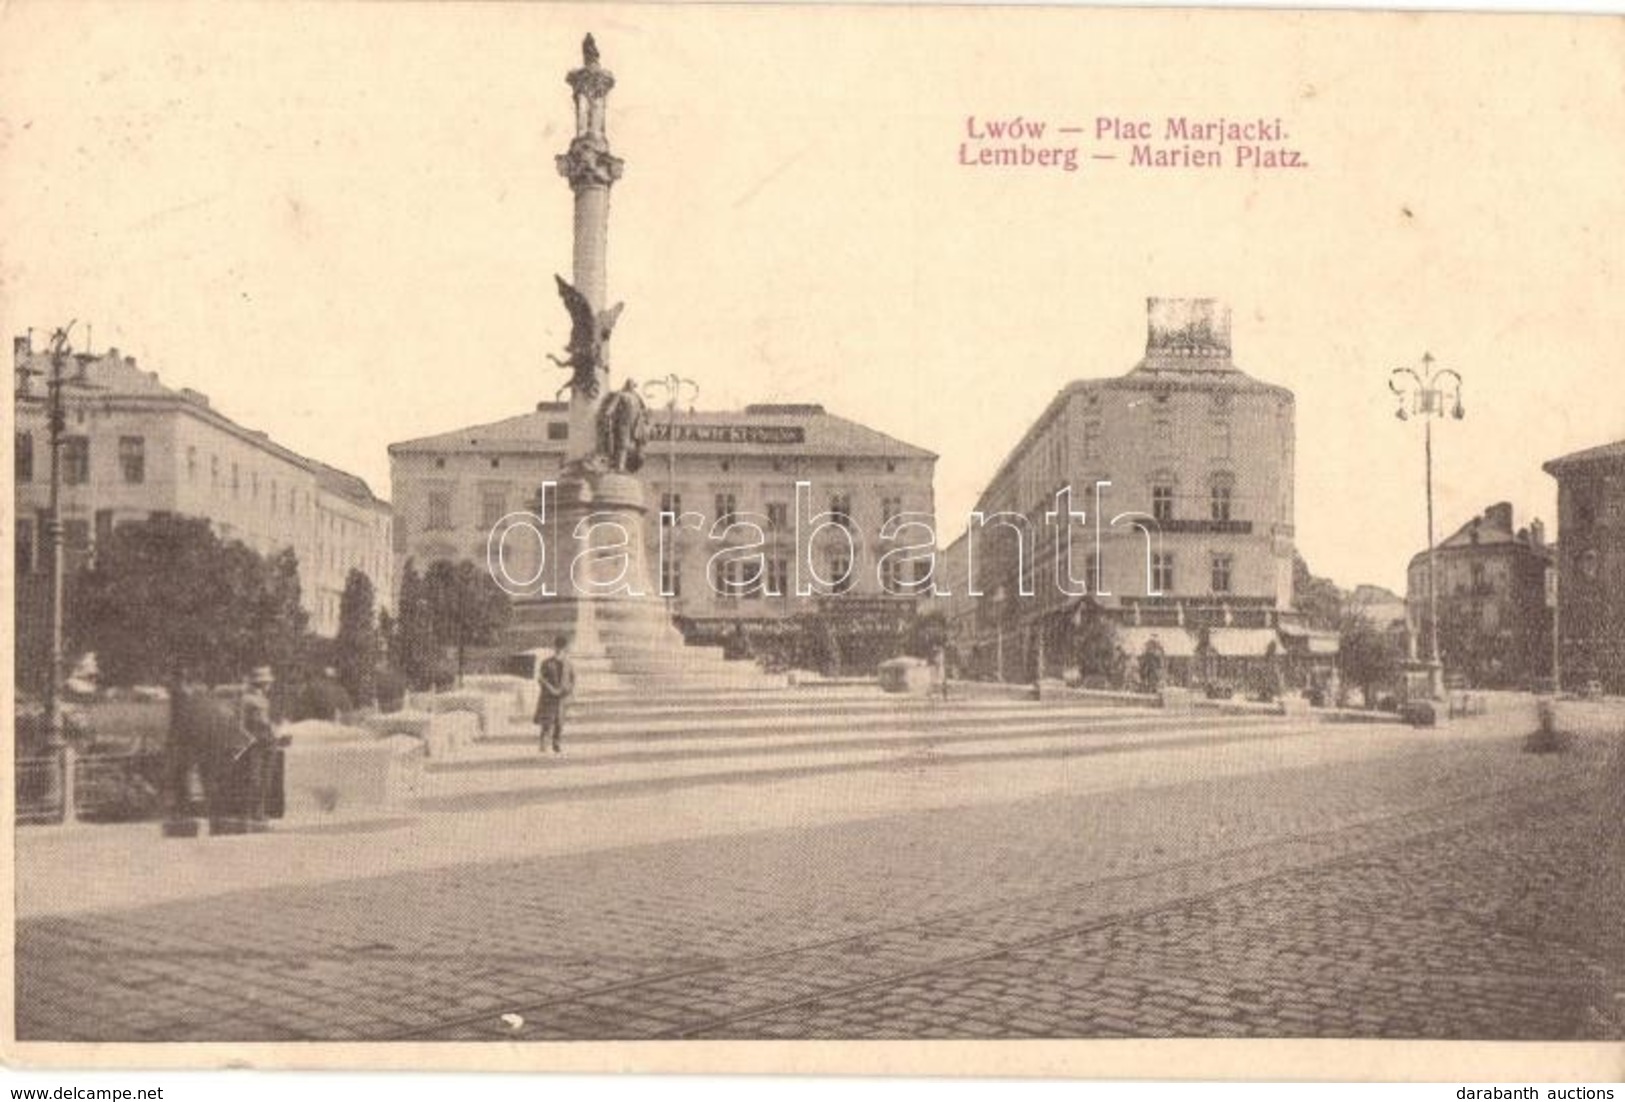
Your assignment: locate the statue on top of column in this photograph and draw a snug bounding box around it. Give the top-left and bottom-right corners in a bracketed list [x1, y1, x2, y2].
[567, 33, 615, 139]
[548, 274, 623, 401]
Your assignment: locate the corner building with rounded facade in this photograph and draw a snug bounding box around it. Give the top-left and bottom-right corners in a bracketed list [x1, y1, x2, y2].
[951, 298, 1308, 686]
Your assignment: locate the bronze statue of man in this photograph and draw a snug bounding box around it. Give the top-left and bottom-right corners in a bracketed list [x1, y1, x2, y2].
[596, 379, 648, 473]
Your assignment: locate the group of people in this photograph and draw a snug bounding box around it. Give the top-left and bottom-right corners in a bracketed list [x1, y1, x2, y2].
[166, 665, 288, 836]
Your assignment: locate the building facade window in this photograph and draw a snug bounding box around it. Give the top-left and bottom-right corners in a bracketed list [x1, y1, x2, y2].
[881, 496, 903, 525]
[661, 555, 682, 598]
[63, 520, 92, 573]
[1153, 418, 1174, 455]
[480, 489, 507, 530]
[660, 491, 682, 523]
[716, 559, 746, 599]
[1211, 419, 1233, 460]
[831, 492, 853, 530]
[1085, 551, 1100, 595]
[1082, 420, 1101, 461]
[231, 463, 240, 496]
[16, 517, 34, 574]
[16, 433, 32, 483]
[547, 422, 568, 441]
[829, 552, 855, 594]
[1210, 476, 1233, 522]
[62, 436, 90, 485]
[1152, 484, 1175, 522]
[766, 501, 789, 531]
[715, 492, 737, 526]
[1210, 553, 1233, 594]
[186, 446, 197, 482]
[1151, 552, 1175, 594]
[427, 490, 453, 531]
[766, 556, 789, 596]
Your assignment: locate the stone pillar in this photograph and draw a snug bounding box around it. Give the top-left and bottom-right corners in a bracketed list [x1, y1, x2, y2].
[555, 38, 624, 466]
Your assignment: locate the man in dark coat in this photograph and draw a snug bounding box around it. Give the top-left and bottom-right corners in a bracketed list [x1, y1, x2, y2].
[209, 666, 279, 834]
[161, 670, 209, 838]
[534, 636, 576, 754]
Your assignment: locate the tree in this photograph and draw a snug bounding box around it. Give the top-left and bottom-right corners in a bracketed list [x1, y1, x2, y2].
[335, 569, 380, 707]
[1071, 608, 1118, 683]
[1339, 621, 1402, 708]
[422, 559, 513, 685]
[68, 515, 308, 689]
[392, 559, 438, 691]
[376, 607, 396, 666]
[1293, 552, 1345, 632]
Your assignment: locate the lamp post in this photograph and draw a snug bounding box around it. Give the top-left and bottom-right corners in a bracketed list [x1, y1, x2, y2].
[640, 374, 700, 509]
[15, 322, 98, 821]
[640, 374, 698, 602]
[1389, 353, 1465, 700]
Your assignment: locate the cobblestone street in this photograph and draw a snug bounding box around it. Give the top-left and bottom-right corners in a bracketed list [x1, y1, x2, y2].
[15, 717, 1624, 1042]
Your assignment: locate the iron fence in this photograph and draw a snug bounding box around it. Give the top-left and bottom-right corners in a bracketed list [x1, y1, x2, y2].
[15, 748, 167, 825]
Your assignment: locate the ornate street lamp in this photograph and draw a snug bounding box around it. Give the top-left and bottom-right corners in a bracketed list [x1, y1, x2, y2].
[640, 374, 700, 509]
[640, 374, 698, 602]
[1389, 352, 1465, 700]
[14, 322, 103, 821]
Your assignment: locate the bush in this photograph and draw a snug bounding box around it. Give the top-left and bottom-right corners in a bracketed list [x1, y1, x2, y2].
[291, 678, 353, 722]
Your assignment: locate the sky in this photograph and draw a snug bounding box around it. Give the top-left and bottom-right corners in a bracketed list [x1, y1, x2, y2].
[3, 2, 1622, 595]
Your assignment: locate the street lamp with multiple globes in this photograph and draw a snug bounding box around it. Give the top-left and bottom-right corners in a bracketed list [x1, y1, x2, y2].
[639, 373, 699, 600]
[1389, 352, 1465, 700]
[14, 321, 103, 820]
[640, 372, 699, 509]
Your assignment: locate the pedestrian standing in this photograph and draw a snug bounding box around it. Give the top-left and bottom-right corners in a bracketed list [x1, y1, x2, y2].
[932, 645, 949, 700]
[212, 666, 277, 834]
[535, 635, 576, 754]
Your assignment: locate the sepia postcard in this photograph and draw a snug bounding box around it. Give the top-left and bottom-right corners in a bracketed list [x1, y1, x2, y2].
[2, 0, 1623, 1084]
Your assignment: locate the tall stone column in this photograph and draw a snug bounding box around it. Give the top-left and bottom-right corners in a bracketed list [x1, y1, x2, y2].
[508, 36, 782, 694]
[555, 37, 623, 463]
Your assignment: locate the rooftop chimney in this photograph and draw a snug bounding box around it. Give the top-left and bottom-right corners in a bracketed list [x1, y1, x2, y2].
[1484, 501, 1514, 531]
[14, 333, 31, 362]
[1529, 518, 1546, 547]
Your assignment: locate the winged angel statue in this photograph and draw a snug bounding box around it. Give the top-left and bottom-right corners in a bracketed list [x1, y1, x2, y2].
[548, 274, 624, 401]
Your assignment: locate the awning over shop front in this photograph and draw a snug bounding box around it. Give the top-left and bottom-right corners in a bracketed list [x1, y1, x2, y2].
[1303, 631, 1341, 655]
[1278, 623, 1341, 655]
[1203, 628, 1281, 657]
[1115, 626, 1197, 658]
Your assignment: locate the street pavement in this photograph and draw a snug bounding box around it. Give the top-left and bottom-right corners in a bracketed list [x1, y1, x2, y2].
[13, 697, 1624, 1042]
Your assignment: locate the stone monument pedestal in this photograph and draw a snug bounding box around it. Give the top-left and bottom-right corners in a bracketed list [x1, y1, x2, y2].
[508, 471, 783, 694]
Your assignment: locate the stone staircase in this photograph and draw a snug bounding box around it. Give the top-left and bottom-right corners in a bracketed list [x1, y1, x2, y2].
[506, 593, 788, 694]
[411, 685, 1310, 811]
